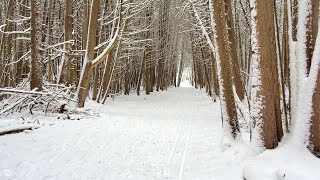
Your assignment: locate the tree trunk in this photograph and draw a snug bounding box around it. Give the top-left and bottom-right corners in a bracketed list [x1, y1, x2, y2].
[291, 0, 298, 41]
[30, 0, 43, 91]
[310, 66, 320, 157]
[305, 0, 319, 74]
[281, 0, 290, 132]
[58, 0, 73, 85]
[76, 0, 100, 107]
[224, 0, 245, 101]
[212, 0, 240, 139]
[250, 0, 279, 149]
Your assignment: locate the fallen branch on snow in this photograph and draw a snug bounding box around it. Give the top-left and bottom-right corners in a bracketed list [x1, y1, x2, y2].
[0, 83, 76, 116]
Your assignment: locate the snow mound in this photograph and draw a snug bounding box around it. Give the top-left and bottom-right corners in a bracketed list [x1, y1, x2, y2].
[243, 145, 320, 180]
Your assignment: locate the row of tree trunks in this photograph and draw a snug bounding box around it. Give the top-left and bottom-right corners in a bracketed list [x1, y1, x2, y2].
[212, 0, 240, 139]
[0, 0, 184, 107]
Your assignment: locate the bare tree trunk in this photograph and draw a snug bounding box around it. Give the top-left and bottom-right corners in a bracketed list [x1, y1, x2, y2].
[177, 46, 184, 87]
[145, 44, 152, 95]
[250, 0, 279, 149]
[308, 0, 320, 157]
[92, 65, 100, 100]
[224, 0, 245, 101]
[45, 0, 53, 82]
[76, 0, 100, 107]
[305, 0, 319, 74]
[291, 0, 298, 41]
[210, 52, 219, 97]
[202, 48, 212, 96]
[30, 0, 43, 91]
[212, 0, 240, 139]
[97, 52, 114, 102]
[281, 0, 290, 132]
[137, 50, 146, 95]
[0, 0, 14, 88]
[82, 0, 90, 50]
[124, 58, 130, 95]
[273, 0, 284, 141]
[309, 63, 320, 156]
[58, 0, 73, 85]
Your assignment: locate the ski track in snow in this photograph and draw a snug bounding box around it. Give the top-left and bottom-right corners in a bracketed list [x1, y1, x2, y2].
[0, 87, 245, 180]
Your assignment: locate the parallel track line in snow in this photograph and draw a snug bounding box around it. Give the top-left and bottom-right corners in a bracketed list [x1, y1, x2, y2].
[178, 114, 192, 180]
[167, 130, 180, 165]
[165, 121, 183, 178]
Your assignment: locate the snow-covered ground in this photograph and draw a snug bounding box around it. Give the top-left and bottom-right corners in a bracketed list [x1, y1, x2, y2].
[0, 87, 319, 180]
[0, 87, 244, 179]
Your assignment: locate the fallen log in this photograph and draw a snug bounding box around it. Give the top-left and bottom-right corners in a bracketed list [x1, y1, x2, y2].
[0, 124, 39, 136]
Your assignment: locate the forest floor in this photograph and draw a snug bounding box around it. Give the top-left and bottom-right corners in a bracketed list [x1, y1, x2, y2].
[0, 87, 319, 180]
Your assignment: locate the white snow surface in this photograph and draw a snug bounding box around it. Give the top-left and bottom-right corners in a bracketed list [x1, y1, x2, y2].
[0, 87, 319, 180]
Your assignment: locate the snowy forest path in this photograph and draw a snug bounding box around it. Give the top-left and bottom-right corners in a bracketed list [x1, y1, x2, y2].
[0, 87, 244, 180]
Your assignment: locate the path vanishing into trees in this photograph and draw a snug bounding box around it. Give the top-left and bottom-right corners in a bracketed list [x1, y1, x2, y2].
[0, 87, 246, 180]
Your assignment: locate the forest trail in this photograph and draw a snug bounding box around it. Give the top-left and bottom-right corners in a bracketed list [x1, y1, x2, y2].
[0, 88, 245, 180]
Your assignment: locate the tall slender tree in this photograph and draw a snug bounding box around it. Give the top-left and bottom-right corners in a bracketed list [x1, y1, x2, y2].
[30, 0, 43, 91]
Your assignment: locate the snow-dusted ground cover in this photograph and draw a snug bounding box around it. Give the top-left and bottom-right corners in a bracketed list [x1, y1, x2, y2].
[0, 87, 319, 180]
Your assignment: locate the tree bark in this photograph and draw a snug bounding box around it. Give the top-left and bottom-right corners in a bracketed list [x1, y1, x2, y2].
[305, 0, 319, 74]
[76, 0, 100, 107]
[212, 0, 240, 139]
[58, 0, 73, 85]
[224, 0, 245, 101]
[250, 0, 280, 149]
[310, 65, 320, 157]
[30, 0, 43, 91]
